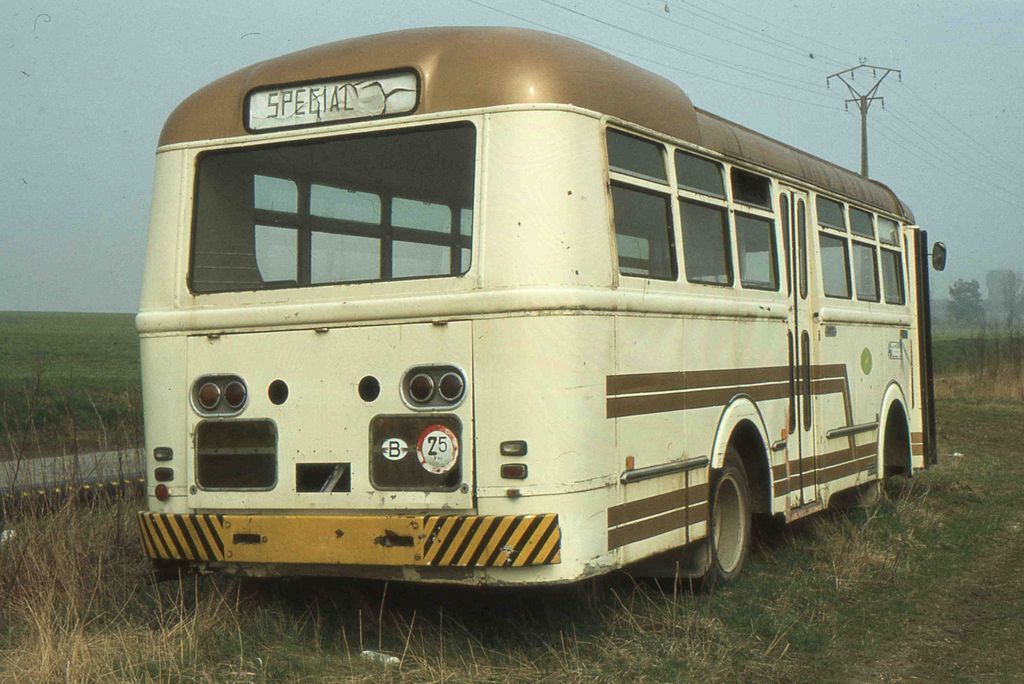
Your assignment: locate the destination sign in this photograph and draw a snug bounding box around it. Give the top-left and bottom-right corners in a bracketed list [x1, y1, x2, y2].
[246, 71, 418, 131]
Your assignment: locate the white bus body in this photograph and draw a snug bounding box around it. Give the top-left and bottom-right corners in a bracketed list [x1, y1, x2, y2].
[136, 28, 938, 585]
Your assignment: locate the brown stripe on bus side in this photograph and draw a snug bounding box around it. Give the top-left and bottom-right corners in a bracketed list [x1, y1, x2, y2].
[817, 446, 854, 469]
[810, 363, 847, 380]
[774, 478, 790, 497]
[607, 366, 791, 396]
[854, 442, 877, 458]
[911, 443, 924, 455]
[609, 508, 686, 550]
[772, 463, 788, 481]
[911, 431, 924, 442]
[811, 377, 847, 396]
[607, 483, 708, 528]
[818, 454, 875, 481]
[609, 504, 706, 550]
[608, 381, 790, 418]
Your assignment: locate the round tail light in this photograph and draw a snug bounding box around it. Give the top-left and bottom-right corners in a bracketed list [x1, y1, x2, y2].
[438, 371, 465, 402]
[408, 373, 435, 403]
[154, 484, 169, 502]
[224, 380, 248, 409]
[197, 382, 221, 411]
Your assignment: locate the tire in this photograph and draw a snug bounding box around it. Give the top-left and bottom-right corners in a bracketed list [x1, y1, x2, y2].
[699, 447, 752, 590]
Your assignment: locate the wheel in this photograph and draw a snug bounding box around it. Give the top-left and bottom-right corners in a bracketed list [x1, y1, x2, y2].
[699, 447, 752, 590]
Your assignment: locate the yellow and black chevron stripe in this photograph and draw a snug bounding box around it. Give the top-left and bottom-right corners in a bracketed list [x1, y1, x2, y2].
[137, 511, 561, 568]
[138, 512, 226, 562]
[422, 513, 561, 567]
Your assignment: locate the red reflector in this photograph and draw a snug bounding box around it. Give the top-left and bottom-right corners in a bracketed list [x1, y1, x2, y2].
[500, 463, 528, 480]
[438, 371, 465, 402]
[154, 483, 170, 501]
[154, 467, 174, 482]
[408, 373, 435, 403]
[224, 380, 247, 409]
[197, 382, 221, 410]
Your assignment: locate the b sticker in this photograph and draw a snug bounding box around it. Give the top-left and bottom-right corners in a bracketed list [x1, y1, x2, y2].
[380, 437, 409, 461]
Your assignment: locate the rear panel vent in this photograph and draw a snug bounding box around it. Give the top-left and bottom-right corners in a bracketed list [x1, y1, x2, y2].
[195, 420, 277, 489]
[296, 463, 352, 493]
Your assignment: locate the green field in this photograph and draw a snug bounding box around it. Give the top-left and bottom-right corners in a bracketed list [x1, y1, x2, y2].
[0, 312, 141, 456]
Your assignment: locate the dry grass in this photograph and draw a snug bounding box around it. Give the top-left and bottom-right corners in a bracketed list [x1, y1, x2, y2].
[0, 468, 959, 684]
[933, 327, 1024, 400]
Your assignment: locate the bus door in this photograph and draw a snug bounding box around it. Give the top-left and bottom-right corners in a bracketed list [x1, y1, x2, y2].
[780, 186, 818, 507]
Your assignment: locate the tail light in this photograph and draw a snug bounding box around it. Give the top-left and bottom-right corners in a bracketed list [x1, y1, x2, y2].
[438, 372, 465, 402]
[191, 375, 248, 416]
[197, 382, 221, 411]
[408, 373, 435, 403]
[223, 381, 248, 410]
[402, 366, 467, 409]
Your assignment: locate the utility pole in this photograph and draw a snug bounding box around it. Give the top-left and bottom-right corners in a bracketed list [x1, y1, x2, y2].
[827, 61, 901, 177]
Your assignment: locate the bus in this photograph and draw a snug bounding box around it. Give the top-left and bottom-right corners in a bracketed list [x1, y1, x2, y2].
[136, 26, 945, 586]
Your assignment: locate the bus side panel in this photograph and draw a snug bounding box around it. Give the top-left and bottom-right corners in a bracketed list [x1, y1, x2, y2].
[904, 227, 927, 470]
[140, 334, 189, 511]
[138, 150, 186, 315]
[479, 110, 613, 290]
[610, 310, 788, 566]
[472, 315, 617, 582]
[913, 229, 937, 467]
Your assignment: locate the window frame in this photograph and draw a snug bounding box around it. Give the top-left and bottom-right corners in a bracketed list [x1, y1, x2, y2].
[188, 121, 477, 294]
[818, 230, 853, 300]
[606, 127, 678, 282]
[851, 239, 881, 302]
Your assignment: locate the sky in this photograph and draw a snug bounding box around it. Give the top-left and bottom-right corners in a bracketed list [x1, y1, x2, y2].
[2, 0, 1022, 313]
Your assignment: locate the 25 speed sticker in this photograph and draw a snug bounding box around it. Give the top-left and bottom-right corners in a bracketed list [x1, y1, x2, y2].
[417, 424, 459, 474]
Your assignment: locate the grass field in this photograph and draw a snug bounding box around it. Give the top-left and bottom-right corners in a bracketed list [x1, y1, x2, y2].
[1, 312, 1023, 682]
[2, 400, 1020, 682]
[0, 312, 140, 456]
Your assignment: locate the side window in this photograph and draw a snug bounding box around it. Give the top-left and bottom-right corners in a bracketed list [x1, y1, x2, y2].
[853, 241, 880, 302]
[607, 130, 668, 183]
[779, 194, 791, 295]
[680, 199, 731, 285]
[881, 249, 906, 304]
[850, 207, 874, 238]
[676, 151, 725, 197]
[736, 214, 778, 290]
[607, 130, 676, 281]
[819, 233, 851, 298]
[730, 168, 771, 209]
[816, 196, 846, 231]
[611, 185, 676, 280]
[878, 217, 900, 245]
[798, 199, 808, 299]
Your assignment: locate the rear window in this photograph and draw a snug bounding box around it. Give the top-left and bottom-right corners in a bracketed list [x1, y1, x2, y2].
[190, 123, 476, 293]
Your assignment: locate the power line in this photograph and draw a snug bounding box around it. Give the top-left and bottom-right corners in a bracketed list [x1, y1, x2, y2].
[897, 81, 1024, 180]
[882, 108, 1020, 198]
[609, 0, 827, 77]
[872, 120, 1024, 212]
[535, 0, 833, 99]
[682, 0, 861, 67]
[465, 0, 843, 112]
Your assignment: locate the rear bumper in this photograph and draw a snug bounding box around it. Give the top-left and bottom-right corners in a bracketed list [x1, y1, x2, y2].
[137, 511, 561, 568]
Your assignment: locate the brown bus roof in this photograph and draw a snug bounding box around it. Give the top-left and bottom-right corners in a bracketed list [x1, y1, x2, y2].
[160, 26, 913, 221]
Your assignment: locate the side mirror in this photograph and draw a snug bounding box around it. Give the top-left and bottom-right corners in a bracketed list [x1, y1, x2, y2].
[931, 242, 947, 271]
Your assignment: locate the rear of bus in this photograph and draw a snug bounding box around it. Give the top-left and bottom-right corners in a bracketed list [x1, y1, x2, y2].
[134, 28, 670, 585]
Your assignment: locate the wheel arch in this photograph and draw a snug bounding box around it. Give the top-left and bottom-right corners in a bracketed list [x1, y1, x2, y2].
[878, 382, 911, 476]
[709, 395, 774, 515]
